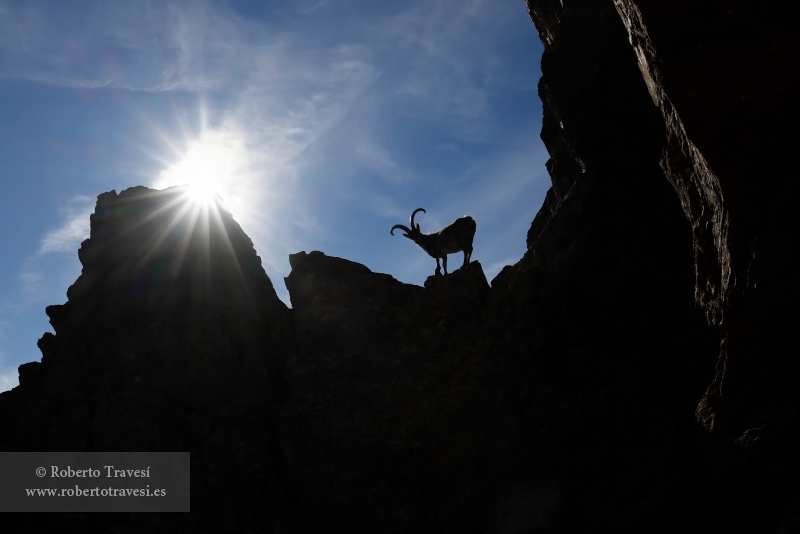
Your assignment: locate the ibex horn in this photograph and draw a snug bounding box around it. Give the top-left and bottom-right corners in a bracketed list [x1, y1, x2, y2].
[410, 208, 426, 229]
[390, 224, 412, 236]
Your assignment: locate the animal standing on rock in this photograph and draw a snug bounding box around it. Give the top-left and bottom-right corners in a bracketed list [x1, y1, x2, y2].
[391, 208, 476, 276]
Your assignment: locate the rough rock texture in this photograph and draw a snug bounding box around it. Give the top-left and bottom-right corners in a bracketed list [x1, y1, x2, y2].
[528, 0, 800, 530]
[1, 1, 798, 532]
[613, 0, 800, 460]
[612, 1, 800, 529]
[517, 0, 717, 529]
[0, 186, 291, 533]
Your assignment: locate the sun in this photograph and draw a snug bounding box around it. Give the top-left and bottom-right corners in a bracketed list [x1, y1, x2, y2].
[149, 126, 267, 258]
[140, 122, 277, 295]
[153, 129, 249, 211]
[184, 182, 220, 206]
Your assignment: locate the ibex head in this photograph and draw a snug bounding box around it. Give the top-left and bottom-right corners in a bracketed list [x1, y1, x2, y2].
[390, 208, 426, 239]
[390, 208, 476, 276]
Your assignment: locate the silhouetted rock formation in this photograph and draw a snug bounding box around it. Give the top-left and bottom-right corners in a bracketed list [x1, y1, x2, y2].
[1, 1, 798, 532]
[527, 0, 800, 530]
[282, 253, 530, 532]
[613, 0, 800, 464]
[1, 186, 290, 533]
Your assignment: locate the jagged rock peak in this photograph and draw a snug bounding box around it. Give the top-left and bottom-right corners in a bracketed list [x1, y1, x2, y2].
[20, 184, 291, 418]
[68, 185, 283, 311]
[3, 184, 291, 532]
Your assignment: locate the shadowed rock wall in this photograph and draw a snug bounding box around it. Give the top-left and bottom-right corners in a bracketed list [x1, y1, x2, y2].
[614, 0, 800, 461]
[528, 0, 800, 531]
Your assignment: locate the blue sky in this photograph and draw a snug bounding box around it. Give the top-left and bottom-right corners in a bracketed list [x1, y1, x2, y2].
[0, 0, 547, 392]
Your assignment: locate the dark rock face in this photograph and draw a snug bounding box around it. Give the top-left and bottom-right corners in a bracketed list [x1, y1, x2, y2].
[609, 1, 800, 528]
[614, 0, 800, 459]
[1, 1, 797, 532]
[519, 0, 716, 529]
[0, 187, 291, 533]
[528, 0, 800, 530]
[281, 253, 503, 532]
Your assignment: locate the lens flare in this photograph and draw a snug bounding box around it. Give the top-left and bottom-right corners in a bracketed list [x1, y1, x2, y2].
[184, 182, 220, 206]
[153, 129, 248, 211]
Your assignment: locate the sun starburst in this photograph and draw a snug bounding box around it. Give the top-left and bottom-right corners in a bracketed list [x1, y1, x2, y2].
[153, 128, 249, 211]
[184, 182, 220, 207]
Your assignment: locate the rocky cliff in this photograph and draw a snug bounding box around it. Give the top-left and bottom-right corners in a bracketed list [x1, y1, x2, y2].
[527, 0, 800, 530]
[1, 187, 292, 533]
[1, 1, 798, 532]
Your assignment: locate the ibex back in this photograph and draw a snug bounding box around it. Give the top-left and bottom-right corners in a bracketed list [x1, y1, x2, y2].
[390, 208, 476, 276]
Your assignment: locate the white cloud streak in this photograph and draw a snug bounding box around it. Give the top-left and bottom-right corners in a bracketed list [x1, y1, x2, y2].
[4, 195, 95, 311]
[0, 345, 18, 393]
[16, 268, 45, 302]
[137, 9, 384, 288]
[36, 195, 94, 256]
[38, 212, 91, 254]
[297, 0, 329, 15]
[0, 369, 17, 393]
[0, 0, 261, 92]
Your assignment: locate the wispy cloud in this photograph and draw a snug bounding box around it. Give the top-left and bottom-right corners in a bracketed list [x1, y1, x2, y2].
[354, 190, 410, 220]
[484, 257, 519, 281]
[366, 0, 499, 123]
[38, 210, 92, 254]
[1, 0, 544, 304]
[16, 268, 45, 302]
[297, 0, 329, 15]
[0, 0, 263, 92]
[6, 195, 94, 309]
[354, 142, 411, 184]
[142, 17, 382, 287]
[463, 137, 550, 220]
[0, 369, 17, 393]
[0, 0, 388, 304]
[0, 346, 18, 393]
